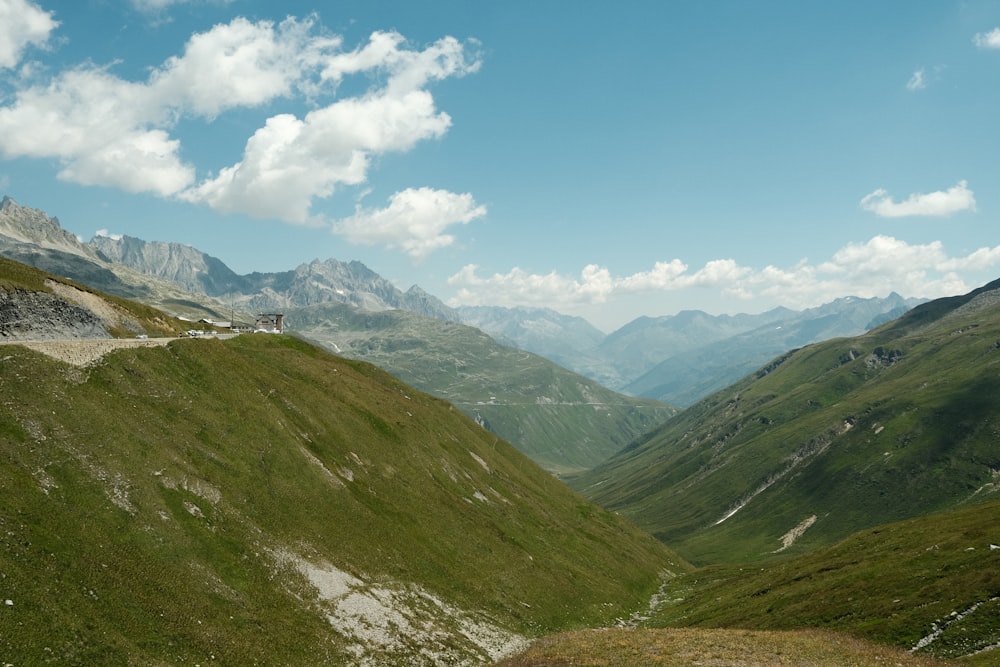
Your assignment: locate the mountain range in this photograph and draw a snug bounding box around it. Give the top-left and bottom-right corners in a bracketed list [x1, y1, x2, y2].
[461, 295, 921, 406]
[0, 195, 921, 408]
[89, 231, 459, 319]
[0, 196, 672, 473]
[0, 258, 683, 664]
[2, 202, 999, 663]
[570, 276, 1000, 567]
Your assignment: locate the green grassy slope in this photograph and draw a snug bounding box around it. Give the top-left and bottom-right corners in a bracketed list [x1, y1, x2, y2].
[493, 500, 998, 665]
[648, 499, 1000, 663]
[497, 628, 956, 666]
[287, 303, 676, 475]
[0, 331, 686, 665]
[570, 279, 1000, 565]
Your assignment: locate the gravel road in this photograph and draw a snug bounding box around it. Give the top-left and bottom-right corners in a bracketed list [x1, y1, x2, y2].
[0, 337, 178, 366]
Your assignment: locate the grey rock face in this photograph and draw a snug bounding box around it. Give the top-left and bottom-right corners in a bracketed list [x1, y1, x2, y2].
[0, 289, 110, 340]
[0, 197, 93, 256]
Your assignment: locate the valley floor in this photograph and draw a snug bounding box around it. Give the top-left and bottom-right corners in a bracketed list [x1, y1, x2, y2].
[494, 627, 959, 666]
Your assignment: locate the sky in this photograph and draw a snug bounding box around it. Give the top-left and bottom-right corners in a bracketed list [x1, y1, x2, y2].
[1, 0, 1000, 332]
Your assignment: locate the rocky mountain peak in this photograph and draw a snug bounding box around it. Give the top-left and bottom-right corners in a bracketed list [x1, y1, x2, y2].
[88, 234, 245, 296]
[0, 196, 90, 256]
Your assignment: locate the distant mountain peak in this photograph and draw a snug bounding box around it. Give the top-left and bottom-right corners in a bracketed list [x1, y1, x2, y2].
[0, 195, 89, 256]
[0, 198, 461, 324]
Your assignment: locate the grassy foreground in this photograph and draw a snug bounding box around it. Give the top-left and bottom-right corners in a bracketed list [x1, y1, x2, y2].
[0, 332, 684, 664]
[495, 499, 1000, 665]
[644, 499, 1000, 662]
[495, 627, 956, 666]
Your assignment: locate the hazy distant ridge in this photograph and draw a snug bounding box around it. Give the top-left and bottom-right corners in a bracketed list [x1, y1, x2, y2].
[458, 295, 922, 406]
[0, 195, 924, 408]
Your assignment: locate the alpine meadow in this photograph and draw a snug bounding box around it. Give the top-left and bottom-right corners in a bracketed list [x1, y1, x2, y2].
[4, 1, 1000, 664]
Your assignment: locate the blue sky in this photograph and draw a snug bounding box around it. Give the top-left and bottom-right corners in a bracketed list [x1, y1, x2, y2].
[2, 0, 1000, 331]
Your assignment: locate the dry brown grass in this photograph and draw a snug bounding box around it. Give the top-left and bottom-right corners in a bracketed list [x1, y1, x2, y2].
[495, 627, 957, 666]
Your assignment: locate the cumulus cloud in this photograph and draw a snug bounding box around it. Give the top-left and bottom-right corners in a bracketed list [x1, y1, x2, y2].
[0, 15, 479, 244]
[149, 16, 330, 118]
[0, 67, 194, 195]
[973, 27, 1000, 49]
[906, 68, 926, 91]
[183, 31, 479, 222]
[447, 259, 762, 309]
[447, 236, 1000, 315]
[859, 181, 976, 218]
[333, 187, 486, 260]
[0, 16, 325, 197]
[0, 0, 58, 69]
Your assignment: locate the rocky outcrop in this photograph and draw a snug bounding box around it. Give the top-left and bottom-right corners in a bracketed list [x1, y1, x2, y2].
[237, 258, 457, 319]
[1, 197, 457, 322]
[865, 346, 903, 368]
[0, 197, 92, 256]
[0, 198, 152, 298]
[400, 285, 460, 322]
[88, 233, 459, 320]
[0, 288, 110, 340]
[89, 234, 247, 296]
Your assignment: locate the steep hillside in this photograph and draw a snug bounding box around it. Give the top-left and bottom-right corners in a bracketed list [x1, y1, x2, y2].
[287, 302, 676, 474]
[647, 499, 1000, 663]
[89, 232, 250, 297]
[498, 501, 998, 664]
[0, 328, 685, 665]
[570, 279, 1000, 565]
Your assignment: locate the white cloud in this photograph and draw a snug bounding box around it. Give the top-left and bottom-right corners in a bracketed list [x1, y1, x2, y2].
[973, 27, 1000, 49]
[149, 16, 331, 118]
[859, 180, 976, 218]
[449, 264, 607, 307]
[319, 32, 481, 92]
[0, 67, 194, 195]
[906, 68, 925, 91]
[183, 31, 479, 222]
[180, 85, 455, 223]
[95, 229, 123, 240]
[0, 0, 58, 69]
[0, 16, 314, 197]
[447, 236, 1000, 318]
[939, 245, 1000, 272]
[333, 187, 486, 260]
[0, 17, 480, 224]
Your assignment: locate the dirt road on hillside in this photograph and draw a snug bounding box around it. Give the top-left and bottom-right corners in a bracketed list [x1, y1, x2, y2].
[0, 337, 179, 366]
